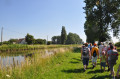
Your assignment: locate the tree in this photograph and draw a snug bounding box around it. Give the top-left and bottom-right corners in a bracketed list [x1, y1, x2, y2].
[66, 32, 83, 44]
[61, 26, 67, 44]
[52, 36, 61, 44]
[3, 41, 10, 45]
[47, 41, 52, 45]
[35, 39, 46, 44]
[9, 39, 18, 44]
[25, 33, 35, 44]
[84, 0, 120, 43]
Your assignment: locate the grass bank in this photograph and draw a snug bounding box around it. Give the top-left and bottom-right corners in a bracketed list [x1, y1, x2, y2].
[0, 48, 120, 79]
[0, 44, 80, 53]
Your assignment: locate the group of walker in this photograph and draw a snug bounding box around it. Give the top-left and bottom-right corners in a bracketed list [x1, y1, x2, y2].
[81, 42, 119, 79]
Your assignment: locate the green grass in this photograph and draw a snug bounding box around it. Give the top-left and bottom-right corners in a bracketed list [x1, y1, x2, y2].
[0, 44, 80, 53]
[36, 52, 120, 79]
[0, 49, 120, 79]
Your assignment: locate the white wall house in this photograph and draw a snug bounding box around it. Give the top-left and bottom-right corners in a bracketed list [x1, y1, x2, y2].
[17, 38, 27, 44]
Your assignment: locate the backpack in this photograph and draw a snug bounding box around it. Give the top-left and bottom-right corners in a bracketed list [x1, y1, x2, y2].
[93, 50, 97, 57]
[110, 50, 118, 65]
[82, 47, 89, 56]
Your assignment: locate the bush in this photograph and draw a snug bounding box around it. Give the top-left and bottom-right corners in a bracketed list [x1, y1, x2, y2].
[115, 42, 120, 47]
[47, 41, 52, 45]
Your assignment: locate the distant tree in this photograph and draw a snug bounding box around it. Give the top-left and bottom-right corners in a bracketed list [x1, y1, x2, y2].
[52, 36, 57, 44]
[61, 26, 67, 44]
[3, 41, 10, 45]
[52, 36, 61, 44]
[25, 33, 35, 44]
[47, 41, 52, 45]
[35, 39, 46, 44]
[8, 39, 18, 44]
[66, 32, 83, 44]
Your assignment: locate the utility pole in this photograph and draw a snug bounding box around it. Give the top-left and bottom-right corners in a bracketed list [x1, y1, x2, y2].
[1, 27, 3, 45]
[46, 35, 48, 45]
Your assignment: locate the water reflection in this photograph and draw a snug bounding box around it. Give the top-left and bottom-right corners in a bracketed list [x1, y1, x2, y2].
[0, 47, 72, 69]
[0, 55, 25, 68]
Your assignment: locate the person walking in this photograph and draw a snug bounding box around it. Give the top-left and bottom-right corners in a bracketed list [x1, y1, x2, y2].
[102, 45, 107, 54]
[81, 43, 91, 72]
[106, 43, 112, 71]
[107, 45, 118, 79]
[91, 43, 99, 69]
[100, 51, 106, 72]
[89, 43, 93, 51]
[81, 43, 85, 60]
[99, 42, 104, 58]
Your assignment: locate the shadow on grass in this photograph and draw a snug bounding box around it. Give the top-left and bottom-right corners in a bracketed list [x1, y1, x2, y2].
[89, 60, 92, 63]
[72, 58, 92, 63]
[61, 68, 84, 73]
[97, 63, 100, 65]
[87, 67, 93, 69]
[87, 69, 101, 74]
[72, 58, 81, 61]
[90, 75, 111, 79]
[70, 61, 79, 64]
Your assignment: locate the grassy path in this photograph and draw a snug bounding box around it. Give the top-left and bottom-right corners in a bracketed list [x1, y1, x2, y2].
[40, 51, 120, 79]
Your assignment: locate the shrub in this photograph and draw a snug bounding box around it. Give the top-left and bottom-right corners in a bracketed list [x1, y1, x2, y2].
[115, 42, 120, 47]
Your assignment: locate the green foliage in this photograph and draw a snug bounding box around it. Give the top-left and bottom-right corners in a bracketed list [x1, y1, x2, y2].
[73, 47, 81, 53]
[66, 32, 83, 44]
[47, 41, 52, 45]
[115, 42, 120, 47]
[84, 0, 120, 43]
[8, 39, 18, 44]
[52, 36, 61, 44]
[35, 39, 46, 45]
[61, 26, 67, 44]
[3, 41, 10, 45]
[52, 26, 83, 45]
[25, 33, 35, 45]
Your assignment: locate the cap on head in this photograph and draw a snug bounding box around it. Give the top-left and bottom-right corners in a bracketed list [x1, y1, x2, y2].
[94, 43, 97, 46]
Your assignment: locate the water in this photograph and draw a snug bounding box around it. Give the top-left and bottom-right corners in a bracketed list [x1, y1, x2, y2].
[0, 55, 25, 68]
[0, 47, 71, 69]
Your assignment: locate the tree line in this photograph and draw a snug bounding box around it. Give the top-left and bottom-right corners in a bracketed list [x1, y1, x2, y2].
[1, 26, 83, 45]
[52, 26, 83, 44]
[1, 35, 47, 45]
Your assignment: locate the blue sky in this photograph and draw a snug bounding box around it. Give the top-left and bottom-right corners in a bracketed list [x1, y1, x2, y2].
[0, 0, 119, 43]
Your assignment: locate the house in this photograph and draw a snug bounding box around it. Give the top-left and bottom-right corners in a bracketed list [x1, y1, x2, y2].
[17, 38, 27, 44]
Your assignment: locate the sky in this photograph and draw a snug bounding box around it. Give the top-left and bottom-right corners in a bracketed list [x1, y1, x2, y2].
[0, 0, 119, 43]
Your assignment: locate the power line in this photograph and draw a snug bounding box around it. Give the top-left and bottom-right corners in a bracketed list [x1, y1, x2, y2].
[3, 27, 26, 35]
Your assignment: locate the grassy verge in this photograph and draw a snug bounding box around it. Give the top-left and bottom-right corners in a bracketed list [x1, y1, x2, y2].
[0, 44, 80, 53]
[0, 48, 120, 79]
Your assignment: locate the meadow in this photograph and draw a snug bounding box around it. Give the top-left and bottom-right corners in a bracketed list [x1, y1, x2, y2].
[0, 47, 120, 79]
